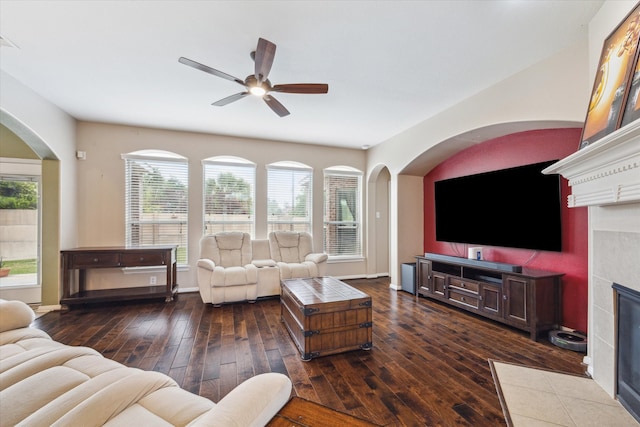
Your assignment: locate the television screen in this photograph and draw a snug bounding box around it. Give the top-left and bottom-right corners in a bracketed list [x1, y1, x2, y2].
[434, 160, 562, 252]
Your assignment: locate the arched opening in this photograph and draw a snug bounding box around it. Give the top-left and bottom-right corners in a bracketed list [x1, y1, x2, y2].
[1, 111, 61, 305]
[367, 164, 391, 278]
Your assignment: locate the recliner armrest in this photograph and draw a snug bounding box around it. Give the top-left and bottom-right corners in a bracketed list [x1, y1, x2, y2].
[197, 259, 216, 271]
[305, 253, 328, 264]
[188, 373, 292, 427]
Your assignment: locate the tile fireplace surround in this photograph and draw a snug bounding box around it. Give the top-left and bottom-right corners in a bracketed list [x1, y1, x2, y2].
[544, 121, 640, 413]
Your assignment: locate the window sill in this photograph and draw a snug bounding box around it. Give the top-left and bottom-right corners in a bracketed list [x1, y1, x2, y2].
[327, 256, 365, 264]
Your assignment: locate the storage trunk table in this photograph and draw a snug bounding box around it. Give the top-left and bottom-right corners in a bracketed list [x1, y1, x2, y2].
[280, 276, 372, 361]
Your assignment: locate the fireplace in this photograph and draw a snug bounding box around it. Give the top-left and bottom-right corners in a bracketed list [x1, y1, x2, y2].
[543, 119, 640, 420]
[614, 283, 640, 423]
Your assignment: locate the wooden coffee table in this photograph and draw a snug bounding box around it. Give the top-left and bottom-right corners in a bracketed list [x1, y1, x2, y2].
[267, 397, 381, 426]
[280, 276, 372, 360]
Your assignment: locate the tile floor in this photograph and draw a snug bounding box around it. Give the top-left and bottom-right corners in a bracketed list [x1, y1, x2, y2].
[490, 360, 639, 427]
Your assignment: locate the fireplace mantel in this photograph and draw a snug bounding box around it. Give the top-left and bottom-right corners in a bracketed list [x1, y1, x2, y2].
[543, 120, 640, 208]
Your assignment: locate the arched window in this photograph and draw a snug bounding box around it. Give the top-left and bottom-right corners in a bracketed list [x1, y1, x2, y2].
[202, 156, 256, 237]
[267, 161, 312, 233]
[323, 166, 363, 258]
[122, 150, 188, 264]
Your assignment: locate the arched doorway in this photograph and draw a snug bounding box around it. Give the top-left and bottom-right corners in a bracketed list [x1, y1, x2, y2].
[367, 164, 391, 278]
[1, 111, 60, 306]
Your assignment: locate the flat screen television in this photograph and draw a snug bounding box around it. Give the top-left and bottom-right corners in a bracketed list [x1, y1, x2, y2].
[434, 160, 562, 252]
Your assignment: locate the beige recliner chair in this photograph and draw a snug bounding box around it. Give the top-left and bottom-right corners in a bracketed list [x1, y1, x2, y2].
[268, 231, 328, 280]
[197, 232, 258, 305]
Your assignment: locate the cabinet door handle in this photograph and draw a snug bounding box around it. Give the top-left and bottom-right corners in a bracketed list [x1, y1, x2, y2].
[93, 258, 99, 263]
[139, 257, 145, 261]
[460, 282, 465, 288]
[461, 296, 466, 302]
[503, 295, 508, 300]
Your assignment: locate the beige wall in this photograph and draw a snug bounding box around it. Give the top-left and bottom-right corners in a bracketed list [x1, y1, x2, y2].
[75, 121, 369, 288]
[368, 36, 593, 287]
[1, 124, 39, 159]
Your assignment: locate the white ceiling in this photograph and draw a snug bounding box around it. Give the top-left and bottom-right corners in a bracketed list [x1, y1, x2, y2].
[0, 1, 603, 150]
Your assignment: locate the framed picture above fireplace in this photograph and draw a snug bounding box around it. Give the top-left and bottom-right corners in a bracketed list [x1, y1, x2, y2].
[580, 3, 640, 150]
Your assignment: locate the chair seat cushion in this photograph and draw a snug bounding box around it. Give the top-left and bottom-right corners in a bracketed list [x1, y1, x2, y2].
[213, 265, 258, 287]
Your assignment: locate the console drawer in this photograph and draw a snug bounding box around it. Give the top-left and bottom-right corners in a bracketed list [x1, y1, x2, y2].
[448, 289, 479, 308]
[449, 277, 479, 294]
[70, 253, 120, 268]
[121, 252, 165, 267]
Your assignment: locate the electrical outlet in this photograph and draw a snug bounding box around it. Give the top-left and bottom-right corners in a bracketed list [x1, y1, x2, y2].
[149, 276, 157, 285]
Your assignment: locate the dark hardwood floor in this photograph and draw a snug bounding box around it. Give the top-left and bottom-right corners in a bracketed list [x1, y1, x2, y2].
[34, 278, 585, 426]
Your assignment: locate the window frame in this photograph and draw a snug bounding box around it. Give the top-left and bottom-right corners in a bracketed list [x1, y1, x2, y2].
[122, 150, 189, 265]
[202, 156, 256, 237]
[266, 161, 313, 234]
[323, 166, 363, 259]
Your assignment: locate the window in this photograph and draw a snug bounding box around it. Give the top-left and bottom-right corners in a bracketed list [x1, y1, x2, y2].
[123, 150, 188, 264]
[267, 161, 312, 233]
[203, 156, 255, 236]
[323, 166, 362, 257]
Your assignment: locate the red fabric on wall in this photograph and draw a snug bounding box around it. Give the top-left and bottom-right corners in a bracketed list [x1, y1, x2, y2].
[423, 128, 588, 332]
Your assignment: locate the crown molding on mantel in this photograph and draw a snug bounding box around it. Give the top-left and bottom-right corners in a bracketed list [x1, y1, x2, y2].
[543, 120, 640, 208]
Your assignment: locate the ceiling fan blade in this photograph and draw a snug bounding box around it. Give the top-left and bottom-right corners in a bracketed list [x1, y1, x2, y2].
[254, 38, 276, 83]
[272, 83, 329, 94]
[179, 57, 245, 86]
[264, 95, 290, 117]
[212, 92, 249, 106]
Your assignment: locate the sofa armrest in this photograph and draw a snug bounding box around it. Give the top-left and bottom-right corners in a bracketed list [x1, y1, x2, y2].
[188, 373, 292, 427]
[0, 299, 35, 333]
[252, 259, 277, 268]
[197, 259, 216, 271]
[305, 253, 328, 264]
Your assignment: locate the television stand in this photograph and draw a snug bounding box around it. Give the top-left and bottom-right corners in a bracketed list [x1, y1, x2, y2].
[423, 252, 523, 273]
[415, 253, 563, 341]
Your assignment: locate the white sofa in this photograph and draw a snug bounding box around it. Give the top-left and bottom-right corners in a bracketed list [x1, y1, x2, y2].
[197, 232, 327, 305]
[0, 299, 292, 426]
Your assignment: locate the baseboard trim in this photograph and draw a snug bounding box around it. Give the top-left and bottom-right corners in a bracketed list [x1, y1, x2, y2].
[36, 304, 61, 313]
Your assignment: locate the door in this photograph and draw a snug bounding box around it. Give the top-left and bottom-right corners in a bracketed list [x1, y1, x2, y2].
[480, 283, 502, 318]
[0, 174, 41, 303]
[503, 275, 529, 327]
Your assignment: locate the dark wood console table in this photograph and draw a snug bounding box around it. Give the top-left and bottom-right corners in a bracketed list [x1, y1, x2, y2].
[61, 246, 178, 306]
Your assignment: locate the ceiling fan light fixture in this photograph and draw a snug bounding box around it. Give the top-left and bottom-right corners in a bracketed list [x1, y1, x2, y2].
[249, 86, 267, 97]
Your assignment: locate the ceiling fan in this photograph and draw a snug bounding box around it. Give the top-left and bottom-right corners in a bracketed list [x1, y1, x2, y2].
[179, 38, 328, 117]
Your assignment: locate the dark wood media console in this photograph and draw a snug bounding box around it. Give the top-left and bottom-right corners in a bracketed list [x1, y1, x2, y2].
[61, 246, 178, 306]
[415, 253, 563, 340]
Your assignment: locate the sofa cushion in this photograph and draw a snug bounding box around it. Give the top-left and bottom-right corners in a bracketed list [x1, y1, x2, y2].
[270, 231, 302, 263]
[0, 299, 35, 333]
[200, 232, 253, 268]
[0, 365, 91, 425]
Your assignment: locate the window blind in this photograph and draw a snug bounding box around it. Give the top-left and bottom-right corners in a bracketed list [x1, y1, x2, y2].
[203, 158, 255, 236]
[124, 153, 188, 264]
[323, 169, 362, 257]
[267, 163, 312, 234]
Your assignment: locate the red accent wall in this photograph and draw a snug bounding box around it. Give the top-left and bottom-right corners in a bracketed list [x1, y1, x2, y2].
[423, 128, 588, 332]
